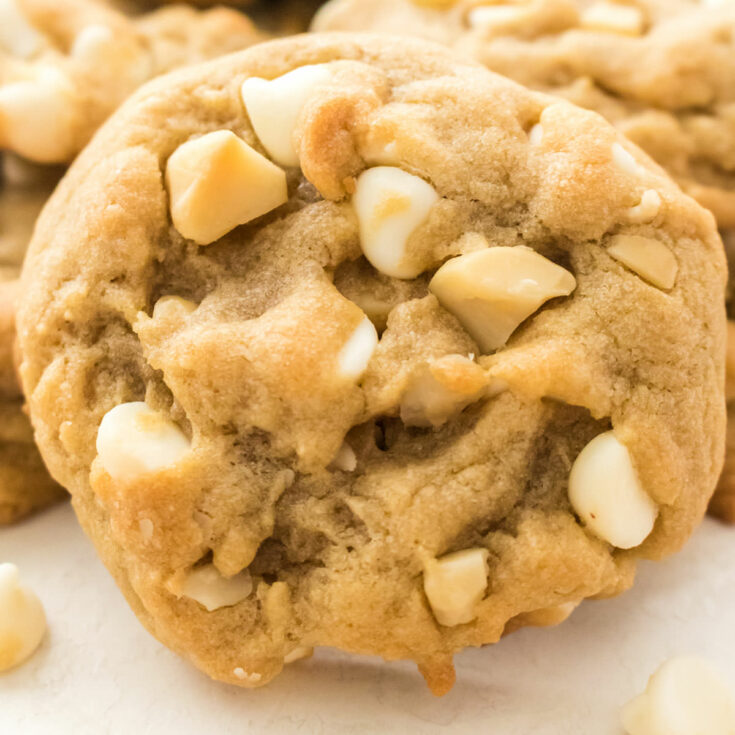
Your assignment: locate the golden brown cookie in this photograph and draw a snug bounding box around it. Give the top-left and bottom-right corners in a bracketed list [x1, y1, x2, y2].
[18, 34, 726, 693]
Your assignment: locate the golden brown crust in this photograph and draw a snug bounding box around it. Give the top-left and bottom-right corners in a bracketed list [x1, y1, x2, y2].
[18, 34, 726, 692]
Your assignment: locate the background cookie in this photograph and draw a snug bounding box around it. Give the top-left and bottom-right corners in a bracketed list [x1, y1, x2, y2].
[18, 33, 725, 692]
[313, 0, 735, 520]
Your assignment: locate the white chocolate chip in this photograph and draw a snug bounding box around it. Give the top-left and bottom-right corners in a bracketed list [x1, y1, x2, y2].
[423, 548, 489, 627]
[0, 68, 76, 163]
[165, 130, 287, 245]
[429, 245, 576, 353]
[96, 402, 191, 482]
[580, 2, 644, 35]
[528, 123, 543, 146]
[337, 316, 378, 380]
[241, 64, 335, 167]
[627, 190, 662, 224]
[284, 646, 313, 664]
[568, 431, 658, 549]
[612, 142, 644, 177]
[622, 657, 735, 735]
[0, 563, 46, 672]
[71, 24, 114, 59]
[180, 564, 252, 612]
[607, 234, 678, 290]
[152, 295, 197, 320]
[329, 441, 357, 472]
[352, 166, 439, 279]
[233, 667, 262, 683]
[0, 0, 44, 58]
[467, 5, 529, 30]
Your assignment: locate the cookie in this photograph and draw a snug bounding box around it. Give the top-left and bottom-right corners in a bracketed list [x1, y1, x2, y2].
[17, 33, 726, 693]
[0, 0, 264, 164]
[313, 0, 735, 519]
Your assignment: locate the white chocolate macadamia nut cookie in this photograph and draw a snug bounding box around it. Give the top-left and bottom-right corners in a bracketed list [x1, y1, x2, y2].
[18, 35, 726, 695]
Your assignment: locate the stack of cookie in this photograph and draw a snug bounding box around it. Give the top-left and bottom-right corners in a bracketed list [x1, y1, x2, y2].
[1, 0, 733, 704]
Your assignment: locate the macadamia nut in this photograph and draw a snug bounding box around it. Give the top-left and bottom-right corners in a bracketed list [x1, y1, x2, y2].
[607, 234, 678, 290]
[179, 564, 252, 612]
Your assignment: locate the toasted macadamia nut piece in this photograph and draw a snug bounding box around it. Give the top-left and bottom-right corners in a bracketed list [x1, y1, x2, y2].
[96, 401, 191, 482]
[337, 315, 378, 380]
[568, 431, 658, 549]
[400, 354, 487, 428]
[0, 69, 76, 163]
[468, 5, 530, 30]
[178, 564, 252, 612]
[628, 190, 662, 224]
[241, 64, 335, 167]
[429, 245, 576, 353]
[607, 234, 678, 290]
[622, 656, 735, 735]
[284, 646, 313, 664]
[423, 548, 489, 627]
[0, 0, 44, 58]
[612, 142, 644, 177]
[329, 441, 357, 472]
[353, 166, 439, 279]
[165, 130, 287, 245]
[0, 563, 46, 672]
[580, 2, 644, 35]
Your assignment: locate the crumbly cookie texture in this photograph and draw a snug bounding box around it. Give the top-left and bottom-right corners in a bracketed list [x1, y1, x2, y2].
[18, 34, 726, 694]
[0, 155, 64, 524]
[313, 0, 735, 520]
[0, 0, 263, 164]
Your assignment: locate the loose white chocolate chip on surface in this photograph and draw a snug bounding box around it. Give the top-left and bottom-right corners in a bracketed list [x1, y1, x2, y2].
[423, 548, 489, 627]
[329, 441, 357, 472]
[284, 646, 313, 664]
[241, 64, 335, 167]
[467, 5, 529, 30]
[568, 431, 658, 549]
[165, 130, 287, 245]
[429, 245, 576, 353]
[352, 166, 439, 279]
[528, 123, 543, 146]
[0, 0, 44, 58]
[0, 563, 46, 672]
[627, 190, 662, 224]
[622, 656, 735, 735]
[180, 564, 252, 612]
[607, 234, 678, 290]
[95, 401, 191, 482]
[337, 316, 378, 380]
[580, 2, 644, 35]
[612, 142, 644, 177]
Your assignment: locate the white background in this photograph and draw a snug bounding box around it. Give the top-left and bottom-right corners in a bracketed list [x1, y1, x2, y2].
[2, 502, 734, 734]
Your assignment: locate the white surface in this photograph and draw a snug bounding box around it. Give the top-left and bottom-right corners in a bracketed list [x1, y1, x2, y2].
[1, 502, 734, 734]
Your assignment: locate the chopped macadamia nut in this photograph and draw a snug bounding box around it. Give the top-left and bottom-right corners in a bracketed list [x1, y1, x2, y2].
[580, 2, 644, 35]
[612, 142, 644, 177]
[468, 4, 530, 30]
[400, 354, 487, 427]
[0, 68, 76, 163]
[241, 64, 335, 167]
[429, 245, 576, 353]
[568, 431, 658, 549]
[152, 295, 197, 320]
[423, 548, 489, 627]
[329, 441, 357, 472]
[179, 564, 252, 612]
[607, 234, 678, 290]
[0, 563, 46, 671]
[622, 657, 735, 735]
[353, 166, 439, 279]
[165, 130, 287, 245]
[96, 401, 191, 482]
[284, 646, 313, 664]
[337, 316, 378, 380]
[628, 190, 662, 224]
[0, 0, 44, 58]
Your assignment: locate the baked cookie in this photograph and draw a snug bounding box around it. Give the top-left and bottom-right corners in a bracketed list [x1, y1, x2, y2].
[18, 34, 726, 693]
[314, 0, 735, 520]
[0, 0, 264, 164]
[0, 155, 64, 524]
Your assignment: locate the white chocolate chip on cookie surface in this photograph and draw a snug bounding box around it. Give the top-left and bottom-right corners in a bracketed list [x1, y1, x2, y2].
[429, 245, 576, 353]
[176, 564, 253, 612]
[607, 234, 678, 290]
[568, 431, 658, 549]
[580, 3, 644, 36]
[0, 563, 46, 672]
[0, 0, 44, 58]
[96, 402, 191, 482]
